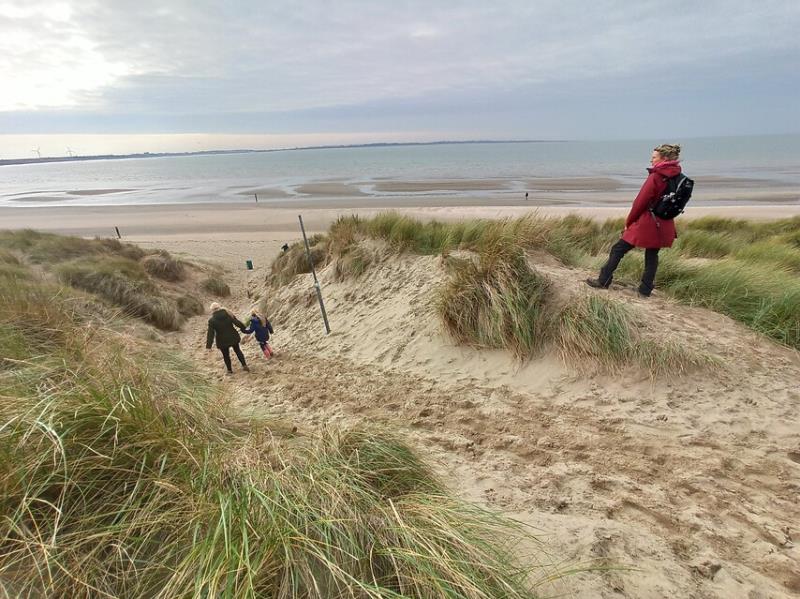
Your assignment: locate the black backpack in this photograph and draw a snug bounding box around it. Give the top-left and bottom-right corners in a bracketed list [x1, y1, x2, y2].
[650, 174, 694, 220]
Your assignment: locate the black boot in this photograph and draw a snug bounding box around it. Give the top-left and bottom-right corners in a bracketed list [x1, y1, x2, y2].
[585, 278, 610, 289]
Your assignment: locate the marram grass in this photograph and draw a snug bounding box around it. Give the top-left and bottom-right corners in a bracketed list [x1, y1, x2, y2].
[201, 275, 232, 297]
[282, 212, 800, 352]
[55, 256, 184, 331]
[437, 244, 551, 359]
[557, 295, 710, 375]
[142, 250, 187, 281]
[0, 229, 146, 263]
[270, 234, 327, 287]
[0, 230, 216, 332]
[0, 273, 548, 598]
[308, 214, 708, 370]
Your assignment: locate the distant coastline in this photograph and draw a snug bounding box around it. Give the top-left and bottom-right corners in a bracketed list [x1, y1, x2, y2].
[0, 139, 560, 167]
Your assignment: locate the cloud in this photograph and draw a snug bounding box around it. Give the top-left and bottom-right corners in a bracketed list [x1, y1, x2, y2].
[0, 2, 133, 110]
[0, 0, 798, 148]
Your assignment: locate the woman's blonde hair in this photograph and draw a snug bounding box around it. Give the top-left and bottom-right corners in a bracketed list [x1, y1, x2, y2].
[210, 302, 232, 314]
[654, 144, 681, 161]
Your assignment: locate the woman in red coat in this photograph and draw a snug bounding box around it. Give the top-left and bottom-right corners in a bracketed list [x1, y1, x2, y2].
[586, 143, 682, 297]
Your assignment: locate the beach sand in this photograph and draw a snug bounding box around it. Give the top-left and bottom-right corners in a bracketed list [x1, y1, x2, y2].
[2, 197, 800, 243]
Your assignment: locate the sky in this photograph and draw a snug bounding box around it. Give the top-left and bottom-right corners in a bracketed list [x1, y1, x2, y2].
[1, 0, 798, 158]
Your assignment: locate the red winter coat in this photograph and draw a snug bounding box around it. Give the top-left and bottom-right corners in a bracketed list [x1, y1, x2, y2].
[621, 160, 681, 249]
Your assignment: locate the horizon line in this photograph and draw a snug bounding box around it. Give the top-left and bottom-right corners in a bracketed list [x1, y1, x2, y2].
[0, 139, 562, 166]
[2, 132, 798, 166]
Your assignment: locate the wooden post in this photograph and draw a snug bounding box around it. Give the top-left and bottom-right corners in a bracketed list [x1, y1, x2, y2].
[115, 226, 121, 239]
[299, 214, 331, 334]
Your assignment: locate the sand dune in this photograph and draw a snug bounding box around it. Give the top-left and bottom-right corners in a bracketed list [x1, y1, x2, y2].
[171, 240, 800, 598]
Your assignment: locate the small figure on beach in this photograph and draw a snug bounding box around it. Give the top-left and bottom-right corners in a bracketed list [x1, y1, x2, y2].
[206, 302, 250, 374]
[586, 144, 682, 297]
[243, 309, 275, 358]
[525, 191, 529, 200]
[281, 243, 290, 253]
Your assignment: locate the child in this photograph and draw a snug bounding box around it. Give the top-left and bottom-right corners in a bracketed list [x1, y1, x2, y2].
[242, 309, 275, 358]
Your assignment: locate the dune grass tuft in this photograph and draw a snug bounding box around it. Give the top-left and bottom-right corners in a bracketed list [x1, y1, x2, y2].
[0, 229, 146, 263]
[614, 251, 800, 348]
[781, 229, 800, 248]
[177, 293, 205, 316]
[674, 229, 736, 259]
[328, 215, 375, 280]
[0, 249, 29, 280]
[0, 228, 49, 251]
[55, 256, 183, 330]
[0, 231, 235, 332]
[0, 264, 30, 282]
[659, 260, 800, 348]
[0, 248, 20, 265]
[557, 295, 635, 369]
[270, 235, 328, 286]
[142, 250, 187, 281]
[557, 294, 707, 375]
[0, 274, 546, 598]
[735, 240, 800, 272]
[201, 275, 231, 297]
[334, 244, 374, 280]
[438, 243, 551, 359]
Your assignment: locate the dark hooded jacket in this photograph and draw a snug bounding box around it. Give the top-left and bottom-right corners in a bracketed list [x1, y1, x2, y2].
[621, 160, 681, 249]
[206, 309, 246, 349]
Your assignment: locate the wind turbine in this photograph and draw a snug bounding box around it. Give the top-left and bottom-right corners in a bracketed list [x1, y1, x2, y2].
[32, 146, 41, 159]
[66, 147, 75, 157]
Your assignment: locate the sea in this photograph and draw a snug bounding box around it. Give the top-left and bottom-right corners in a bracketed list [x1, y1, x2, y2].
[1, 135, 799, 208]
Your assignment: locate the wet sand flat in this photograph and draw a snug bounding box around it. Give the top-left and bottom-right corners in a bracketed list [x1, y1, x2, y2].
[525, 177, 624, 191]
[235, 187, 290, 198]
[67, 188, 135, 195]
[295, 182, 366, 196]
[372, 180, 510, 192]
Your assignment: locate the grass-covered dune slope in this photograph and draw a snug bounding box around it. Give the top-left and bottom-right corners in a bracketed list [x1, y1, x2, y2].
[271, 213, 800, 363]
[0, 251, 547, 597]
[0, 230, 231, 331]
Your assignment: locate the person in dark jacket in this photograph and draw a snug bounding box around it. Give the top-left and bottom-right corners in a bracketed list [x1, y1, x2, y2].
[206, 302, 249, 374]
[586, 143, 682, 297]
[242, 309, 275, 358]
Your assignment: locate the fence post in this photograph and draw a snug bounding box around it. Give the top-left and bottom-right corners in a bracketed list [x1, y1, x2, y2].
[299, 215, 331, 334]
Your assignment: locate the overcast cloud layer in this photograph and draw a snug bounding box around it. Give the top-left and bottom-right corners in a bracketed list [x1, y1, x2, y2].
[1, 0, 798, 155]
